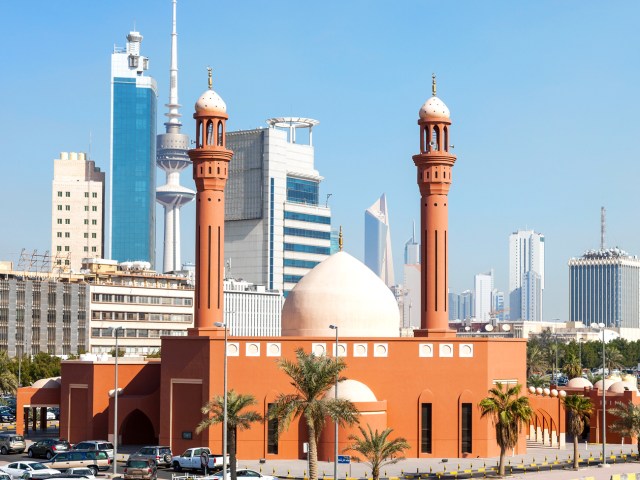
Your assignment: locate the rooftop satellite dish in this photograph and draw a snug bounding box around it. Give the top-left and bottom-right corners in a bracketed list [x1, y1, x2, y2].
[501, 324, 511, 332]
[485, 324, 494, 332]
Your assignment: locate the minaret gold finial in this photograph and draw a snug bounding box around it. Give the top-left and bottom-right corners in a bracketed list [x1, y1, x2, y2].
[338, 226, 343, 252]
[432, 73, 437, 97]
[207, 67, 212, 90]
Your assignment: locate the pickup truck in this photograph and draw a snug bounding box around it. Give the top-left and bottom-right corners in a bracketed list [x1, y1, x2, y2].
[171, 448, 228, 472]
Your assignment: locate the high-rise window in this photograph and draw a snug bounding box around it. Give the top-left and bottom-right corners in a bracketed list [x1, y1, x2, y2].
[57, 205, 62, 211]
[421, 403, 432, 453]
[286, 177, 319, 205]
[461, 403, 472, 453]
[65, 192, 70, 197]
[92, 192, 97, 198]
[65, 205, 71, 211]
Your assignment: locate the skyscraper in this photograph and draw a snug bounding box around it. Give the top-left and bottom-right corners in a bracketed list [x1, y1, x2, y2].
[509, 230, 544, 321]
[402, 222, 421, 328]
[364, 193, 395, 287]
[404, 221, 420, 265]
[224, 117, 331, 296]
[156, 0, 195, 273]
[51, 152, 105, 272]
[474, 271, 493, 322]
[110, 30, 157, 266]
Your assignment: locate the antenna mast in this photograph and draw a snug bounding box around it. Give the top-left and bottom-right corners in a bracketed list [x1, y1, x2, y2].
[601, 206, 606, 250]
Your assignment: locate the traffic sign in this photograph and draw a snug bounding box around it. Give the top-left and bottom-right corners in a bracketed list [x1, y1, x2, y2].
[337, 455, 351, 464]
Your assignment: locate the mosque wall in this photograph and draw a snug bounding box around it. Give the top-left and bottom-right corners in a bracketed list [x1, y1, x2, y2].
[158, 335, 527, 459]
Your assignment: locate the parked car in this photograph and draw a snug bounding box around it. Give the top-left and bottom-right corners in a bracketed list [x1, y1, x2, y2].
[0, 414, 15, 423]
[0, 473, 10, 480]
[210, 469, 278, 480]
[72, 441, 114, 460]
[43, 450, 111, 476]
[123, 458, 157, 480]
[171, 448, 228, 472]
[64, 468, 96, 480]
[0, 434, 26, 455]
[130, 446, 173, 468]
[27, 439, 71, 460]
[46, 411, 56, 421]
[0, 461, 60, 479]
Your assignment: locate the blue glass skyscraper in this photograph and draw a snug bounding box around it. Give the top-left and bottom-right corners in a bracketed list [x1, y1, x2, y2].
[109, 31, 157, 266]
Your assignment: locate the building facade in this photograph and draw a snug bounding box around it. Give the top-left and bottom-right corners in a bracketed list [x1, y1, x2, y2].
[364, 193, 395, 287]
[51, 152, 105, 272]
[474, 271, 493, 322]
[224, 118, 331, 296]
[509, 230, 544, 321]
[569, 248, 640, 328]
[223, 279, 283, 336]
[110, 31, 157, 266]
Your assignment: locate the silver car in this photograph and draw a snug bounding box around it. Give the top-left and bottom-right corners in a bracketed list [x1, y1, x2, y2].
[0, 434, 25, 455]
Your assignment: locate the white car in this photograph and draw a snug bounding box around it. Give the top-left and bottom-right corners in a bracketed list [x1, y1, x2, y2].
[0, 461, 60, 479]
[211, 469, 278, 480]
[46, 411, 56, 420]
[65, 467, 96, 480]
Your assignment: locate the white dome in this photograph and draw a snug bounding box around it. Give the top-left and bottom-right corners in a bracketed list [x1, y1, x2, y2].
[594, 378, 617, 390]
[419, 96, 450, 121]
[324, 380, 377, 403]
[195, 89, 227, 114]
[31, 377, 61, 389]
[567, 377, 593, 389]
[608, 381, 638, 394]
[281, 251, 400, 337]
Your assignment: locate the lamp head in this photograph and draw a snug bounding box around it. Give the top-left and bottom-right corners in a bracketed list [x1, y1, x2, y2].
[214, 322, 226, 328]
[329, 325, 337, 330]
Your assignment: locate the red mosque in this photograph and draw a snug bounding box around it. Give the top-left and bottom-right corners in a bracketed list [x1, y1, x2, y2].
[17, 75, 532, 459]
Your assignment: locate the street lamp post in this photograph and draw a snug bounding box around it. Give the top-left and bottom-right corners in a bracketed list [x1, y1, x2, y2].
[214, 322, 228, 478]
[578, 338, 584, 372]
[592, 323, 608, 468]
[553, 335, 558, 386]
[329, 325, 339, 480]
[113, 326, 124, 476]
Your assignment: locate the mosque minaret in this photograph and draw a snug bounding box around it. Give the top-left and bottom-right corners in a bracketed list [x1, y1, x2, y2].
[188, 68, 233, 331]
[156, 0, 195, 273]
[413, 75, 456, 336]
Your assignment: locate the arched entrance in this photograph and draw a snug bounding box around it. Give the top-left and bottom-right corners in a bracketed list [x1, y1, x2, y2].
[121, 409, 157, 445]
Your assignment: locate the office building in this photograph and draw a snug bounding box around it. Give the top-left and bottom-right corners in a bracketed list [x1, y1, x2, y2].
[492, 289, 506, 321]
[474, 271, 493, 322]
[224, 279, 283, 336]
[569, 248, 640, 328]
[404, 221, 420, 265]
[156, 0, 195, 273]
[509, 230, 544, 321]
[224, 117, 331, 296]
[364, 194, 395, 287]
[110, 30, 157, 266]
[401, 223, 421, 328]
[51, 152, 105, 272]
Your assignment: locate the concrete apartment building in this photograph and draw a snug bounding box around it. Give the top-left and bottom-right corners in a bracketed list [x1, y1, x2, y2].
[51, 152, 105, 272]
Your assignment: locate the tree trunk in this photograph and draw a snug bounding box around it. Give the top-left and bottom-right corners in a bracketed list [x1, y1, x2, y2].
[573, 435, 579, 470]
[498, 446, 506, 477]
[230, 427, 237, 480]
[308, 422, 318, 480]
[372, 465, 380, 480]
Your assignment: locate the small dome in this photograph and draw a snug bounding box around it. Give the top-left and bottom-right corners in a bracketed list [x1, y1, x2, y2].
[594, 378, 617, 390]
[195, 89, 227, 115]
[324, 380, 377, 403]
[31, 377, 61, 389]
[419, 96, 450, 121]
[567, 377, 593, 389]
[281, 252, 400, 337]
[608, 381, 638, 394]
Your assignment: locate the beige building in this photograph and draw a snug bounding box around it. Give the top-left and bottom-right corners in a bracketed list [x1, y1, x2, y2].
[51, 152, 105, 272]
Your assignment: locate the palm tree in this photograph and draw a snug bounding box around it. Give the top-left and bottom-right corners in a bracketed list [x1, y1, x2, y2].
[562, 354, 582, 379]
[527, 374, 550, 389]
[345, 425, 409, 480]
[609, 401, 640, 456]
[526, 344, 549, 378]
[605, 345, 625, 372]
[478, 383, 533, 477]
[0, 352, 17, 395]
[268, 348, 359, 480]
[561, 395, 592, 469]
[585, 371, 602, 385]
[196, 390, 263, 480]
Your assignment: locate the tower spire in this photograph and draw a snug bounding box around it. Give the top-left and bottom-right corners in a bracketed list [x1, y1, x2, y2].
[207, 67, 213, 90]
[339, 226, 343, 252]
[432, 73, 437, 97]
[164, 0, 181, 133]
[601, 206, 606, 251]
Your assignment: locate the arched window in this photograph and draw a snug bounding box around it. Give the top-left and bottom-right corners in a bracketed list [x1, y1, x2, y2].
[431, 127, 439, 151]
[196, 121, 202, 147]
[207, 121, 214, 146]
[217, 122, 224, 146]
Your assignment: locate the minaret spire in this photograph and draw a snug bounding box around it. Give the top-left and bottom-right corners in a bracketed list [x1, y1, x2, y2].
[432, 73, 437, 97]
[165, 0, 181, 133]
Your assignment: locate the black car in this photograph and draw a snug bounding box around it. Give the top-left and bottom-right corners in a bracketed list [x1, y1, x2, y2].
[27, 438, 71, 460]
[0, 413, 14, 423]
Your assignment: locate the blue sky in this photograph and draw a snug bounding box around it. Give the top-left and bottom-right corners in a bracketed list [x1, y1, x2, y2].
[2, 1, 639, 321]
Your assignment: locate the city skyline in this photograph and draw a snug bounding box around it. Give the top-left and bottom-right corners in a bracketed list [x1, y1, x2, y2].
[3, 1, 640, 321]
